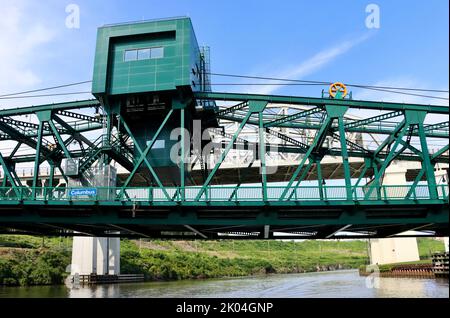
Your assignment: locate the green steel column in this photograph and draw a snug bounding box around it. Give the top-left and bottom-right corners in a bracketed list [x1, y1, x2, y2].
[418, 122, 438, 199]
[338, 116, 352, 200]
[316, 159, 324, 200]
[48, 163, 55, 188]
[365, 124, 409, 199]
[180, 108, 186, 201]
[352, 158, 370, 199]
[46, 163, 55, 201]
[259, 112, 267, 201]
[32, 121, 44, 198]
[48, 120, 72, 159]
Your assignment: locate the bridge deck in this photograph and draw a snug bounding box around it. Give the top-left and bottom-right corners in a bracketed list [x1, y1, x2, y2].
[0, 185, 448, 239]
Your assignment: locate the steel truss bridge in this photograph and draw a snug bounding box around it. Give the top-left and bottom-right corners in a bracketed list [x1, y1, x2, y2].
[0, 91, 448, 239]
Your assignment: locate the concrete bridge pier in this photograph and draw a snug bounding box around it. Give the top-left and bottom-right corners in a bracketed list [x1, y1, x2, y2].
[368, 237, 420, 265]
[69, 165, 120, 276]
[70, 236, 120, 276]
[368, 163, 419, 265]
[368, 163, 448, 265]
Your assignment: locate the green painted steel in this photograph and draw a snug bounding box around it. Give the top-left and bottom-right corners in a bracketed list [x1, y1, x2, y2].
[0, 17, 448, 238]
[194, 92, 449, 114]
[0, 184, 447, 203]
[0, 100, 100, 117]
[92, 17, 200, 97]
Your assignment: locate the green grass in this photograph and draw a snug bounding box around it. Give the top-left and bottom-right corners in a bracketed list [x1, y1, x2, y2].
[121, 239, 369, 280]
[417, 238, 446, 259]
[0, 235, 446, 286]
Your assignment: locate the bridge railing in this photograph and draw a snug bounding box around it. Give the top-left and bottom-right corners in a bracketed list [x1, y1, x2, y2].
[0, 184, 448, 203]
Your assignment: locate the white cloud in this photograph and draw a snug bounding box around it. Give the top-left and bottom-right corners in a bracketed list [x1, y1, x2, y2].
[0, 0, 56, 95]
[249, 33, 372, 95]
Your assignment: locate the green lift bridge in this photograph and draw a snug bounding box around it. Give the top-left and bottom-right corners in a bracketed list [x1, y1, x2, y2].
[0, 17, 448, 239]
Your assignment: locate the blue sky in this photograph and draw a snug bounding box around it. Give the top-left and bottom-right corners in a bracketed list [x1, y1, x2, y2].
[0, 0, 448, 109]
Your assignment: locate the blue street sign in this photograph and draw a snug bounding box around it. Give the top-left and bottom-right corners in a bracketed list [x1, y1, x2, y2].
[69, 188, 97, 197]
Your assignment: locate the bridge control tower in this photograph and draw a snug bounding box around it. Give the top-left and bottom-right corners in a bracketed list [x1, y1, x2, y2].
[72, 17, 218, 276]
[91, 17, 216, 186]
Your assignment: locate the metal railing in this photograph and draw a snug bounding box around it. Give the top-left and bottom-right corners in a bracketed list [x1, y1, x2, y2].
[0, 184, 448, 203]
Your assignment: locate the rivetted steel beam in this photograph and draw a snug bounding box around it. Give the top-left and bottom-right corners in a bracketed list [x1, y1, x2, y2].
[344, 111, 403, 129]
[53, 115, 96, 149]
[266, 128, 309, 151]
[0, 99, 100, 117]
[56, 110, 104, 123]
[0, 122, 53, 160]
[194, 92, 449, 114]
[264, 107, 323, 128]
[416, 121, 449, 133]
[215, 101, 248, 117]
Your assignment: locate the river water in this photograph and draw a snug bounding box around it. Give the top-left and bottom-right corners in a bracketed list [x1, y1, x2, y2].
[0, 270, 448, 298]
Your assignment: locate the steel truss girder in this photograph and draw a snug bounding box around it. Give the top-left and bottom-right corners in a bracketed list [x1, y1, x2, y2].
[56, 110, 104, 123]
[344, 110, 403, 129]
[265, 128, 309, 151]
[194, 92, 449, 113]
[218, 111, 448, 139]
[0, 121, 54, 162]
[264, 107, 323, 128]
[0, 99, 100, 117]
[215, 101, 248, 117]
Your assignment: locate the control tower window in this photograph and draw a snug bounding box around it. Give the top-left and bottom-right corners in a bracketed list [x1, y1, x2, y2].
[151, 47, 164, 59]
[124, 47, 164, 61]
[138, 48, 151, 60]
[124, 49, 138, 61]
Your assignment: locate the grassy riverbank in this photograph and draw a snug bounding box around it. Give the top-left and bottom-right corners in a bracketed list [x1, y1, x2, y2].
[0, 235, 446, 286]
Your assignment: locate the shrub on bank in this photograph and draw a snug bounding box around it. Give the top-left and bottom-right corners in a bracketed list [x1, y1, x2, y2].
[0, 248, 70, 286]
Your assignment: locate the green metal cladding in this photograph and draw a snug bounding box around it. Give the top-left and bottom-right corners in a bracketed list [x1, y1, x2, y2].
[92, 17, 201, 97]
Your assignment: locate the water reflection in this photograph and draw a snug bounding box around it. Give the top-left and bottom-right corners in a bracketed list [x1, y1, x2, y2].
[374, 277, 449, 298]
[1, 270, 448, 298]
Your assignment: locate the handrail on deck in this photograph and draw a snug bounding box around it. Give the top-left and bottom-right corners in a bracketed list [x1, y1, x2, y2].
[0, 184, 448, 203]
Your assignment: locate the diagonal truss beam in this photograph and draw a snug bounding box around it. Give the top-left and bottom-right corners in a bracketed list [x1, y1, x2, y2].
[56, 110, 104, 123]
[0, 153, 21, 196]
[119, 111, 173, 200]
[280, 115, 332, 200]
[0, 99, 100, 117]
[53, 115, 96, 149]
[215, 101, 248, 117]
[266, 128, 309, 152]
[432, 145, 449, 162]
[264, 107, 323, 128]
[0, 121, 53, 161]
[195, 111, 253, 201]
[344, 111, 403, 129]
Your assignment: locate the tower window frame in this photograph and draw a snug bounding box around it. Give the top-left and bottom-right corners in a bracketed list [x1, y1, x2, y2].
[124, 47, 164, 62]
